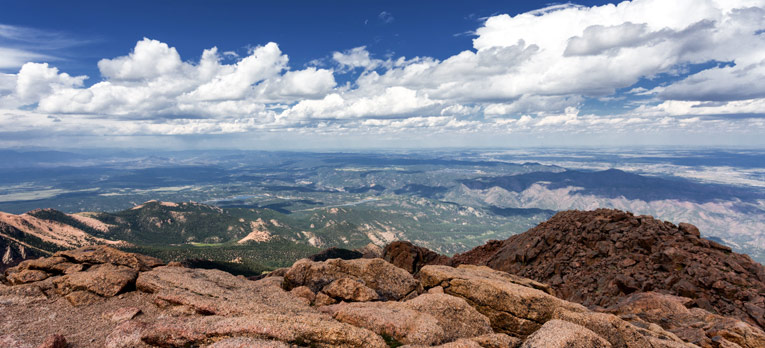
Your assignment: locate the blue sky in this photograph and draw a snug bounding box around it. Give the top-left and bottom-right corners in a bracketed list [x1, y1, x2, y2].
[1, 0, 764, 149]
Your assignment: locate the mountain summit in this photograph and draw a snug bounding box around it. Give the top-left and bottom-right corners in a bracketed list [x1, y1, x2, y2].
[451, 209, 765, 331]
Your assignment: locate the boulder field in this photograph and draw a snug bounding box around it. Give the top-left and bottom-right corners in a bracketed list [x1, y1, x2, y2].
[1, 209, 764, 348]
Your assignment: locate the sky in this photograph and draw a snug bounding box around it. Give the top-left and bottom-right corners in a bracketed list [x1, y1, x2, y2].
[1, 0, 764, 150]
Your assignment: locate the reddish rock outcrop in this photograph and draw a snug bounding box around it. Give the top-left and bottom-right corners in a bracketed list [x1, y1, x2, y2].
[384, 241, 453, 274]
[282, 257, 420, 301]
[454, 209, 765, 330]
[605, 292, 765, 348]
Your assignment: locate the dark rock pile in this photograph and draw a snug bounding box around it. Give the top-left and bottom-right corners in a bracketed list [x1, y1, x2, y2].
[452, 209, 765, 331]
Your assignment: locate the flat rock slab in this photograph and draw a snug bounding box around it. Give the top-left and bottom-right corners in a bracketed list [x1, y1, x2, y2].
[57, 263, 138, 297]
[108, 313, 387, 348]
[419, 264, 585, 336]
[284, 258, 420, 300]
[136, 266, 310, 316]
[55, 245, 163, 271]
[320, 293, 492, 346]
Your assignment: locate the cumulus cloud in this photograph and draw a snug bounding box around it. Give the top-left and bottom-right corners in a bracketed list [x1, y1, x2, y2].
[98, 39, 185, 80]
[10, 39, 336, 119]
[0, 0, 764, 144]
[332, 46, 385, 71]
[1, 63, 86, 107]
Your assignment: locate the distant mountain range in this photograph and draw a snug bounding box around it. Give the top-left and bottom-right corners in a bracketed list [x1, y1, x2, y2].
[1, 149, 763, 264]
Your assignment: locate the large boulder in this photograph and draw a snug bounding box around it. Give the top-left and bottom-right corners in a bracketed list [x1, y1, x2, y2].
[55, 263, 138, 297]
[419, 264, 583, 336]
[55, 245, 163, 271]
[321, 301, 444, 346]
[319, 293, 492, 346]
[384, 241, 452, 274]
[355, 243, 384, 259]
[136, 266, 310, 316]
[606, 292, 765, 348]
[114, 265, 389, 347]
[520, 320, 612, 348]
[322, 278, 380, 302]
[283, 258, 420, 300]
[404, 293, 494, 342]
[121, 314, 387, 348]
[550, 308, 689, 348]
[3, 246, 158, 301]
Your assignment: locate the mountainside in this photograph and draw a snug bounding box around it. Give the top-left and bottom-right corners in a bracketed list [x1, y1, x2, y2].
[0, 199, 551, 273]
[3, 245, 765, 347]
[0, 209, 131, 271]
[451, 209, 765, 330]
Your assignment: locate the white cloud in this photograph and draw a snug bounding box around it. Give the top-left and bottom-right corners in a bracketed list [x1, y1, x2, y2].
[13, 40, 335, 119]
[98, 38, 185, 81]
[1, 0, 764, 143]
[659, 60, 765, 101]
[0, 47, 52, 69]
[185, 42, 287, 101]
[635, 98, 765, 117]
[332, 46, 385, 72]
[1, 63, 86, 106]
[282, 86, 436, 120]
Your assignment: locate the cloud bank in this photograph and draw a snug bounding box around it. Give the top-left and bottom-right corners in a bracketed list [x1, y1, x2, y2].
[0, 0, 764, 147]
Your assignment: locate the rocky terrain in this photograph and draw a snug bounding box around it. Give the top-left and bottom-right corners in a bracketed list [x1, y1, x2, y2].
[450, 209, 765, 330]
[1, 209, 764, 347]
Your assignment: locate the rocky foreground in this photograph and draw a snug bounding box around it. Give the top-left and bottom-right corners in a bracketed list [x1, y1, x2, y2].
[1, 210, 765, 348]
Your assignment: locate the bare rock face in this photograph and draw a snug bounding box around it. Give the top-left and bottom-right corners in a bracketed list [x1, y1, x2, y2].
[7, 269, 50, 285]
[56, 263, 138, 297]
[3, 246, 159, 303]
[321, 301, 446, 345]
[549, 308, 690, 348]
[520, 320, 612, 348]
[404, 293, 494, 341]
[55, 245, 163, 271]
[419, 264, 582, 337]
[132, 314, 387, 348]
[454, 209, 765, 330]
[122, 265, 389, 347]
[283, 257, 420, 300]
[384, 241, 453, 274]
[606, 292, 765, 348]
[136, 266, 312, 316]
[320, 293, 493, 345]
[321, 277, 380, 302]
[355, 243, 384, 259]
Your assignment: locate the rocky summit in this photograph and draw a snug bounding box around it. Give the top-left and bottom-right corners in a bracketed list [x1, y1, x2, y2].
[1, 210, 765, 348]
[451, 209, 765, 331]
